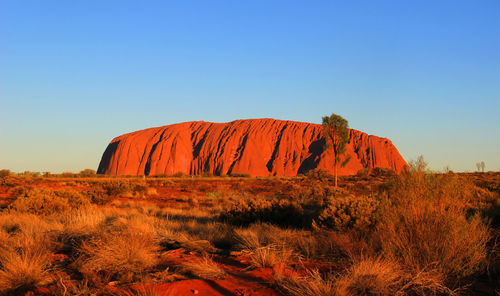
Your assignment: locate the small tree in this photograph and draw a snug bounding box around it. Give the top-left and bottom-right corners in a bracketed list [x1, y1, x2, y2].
[480, 161, 485, 173]
[0, 169, 10, 178]
[322, 113, 350, 188]
[79, 169, 96, 177]
[476, 162, 481, 172]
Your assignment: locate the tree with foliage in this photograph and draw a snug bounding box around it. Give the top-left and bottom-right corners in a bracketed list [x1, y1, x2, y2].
[322, 113, 350, 187]
[79, 169, 96, 177]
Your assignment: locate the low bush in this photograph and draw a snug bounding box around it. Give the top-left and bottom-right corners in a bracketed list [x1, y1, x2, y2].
[8, 185, 32, 197]
[0, 169, 11, 178]
[61, 172, 77, 178]
[376, 164, 491, 282]
[220, 199, 305, 227]
[171, 172, 187, 177]
[289, 180, 335, 208]
[9, 188, 72, 216]
[371, 167, 395, 177]
[79, 169, 96, 177]
[82, 188, 111, 205]
[229, 173, 251, 178]
[306, 168, 333, 182]
[100, 180, 134, 197]
[356, 168, 370, 177]
[313, 194, 380, 232]
[9, 188, 92, 215]
[53, 189, 91, 208]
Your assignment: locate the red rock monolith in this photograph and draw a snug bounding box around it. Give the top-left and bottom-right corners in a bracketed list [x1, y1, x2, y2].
[97, 119, 407, 176]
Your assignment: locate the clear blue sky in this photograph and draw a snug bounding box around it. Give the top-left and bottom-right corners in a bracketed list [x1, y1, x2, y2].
[1, 0, 499, 173]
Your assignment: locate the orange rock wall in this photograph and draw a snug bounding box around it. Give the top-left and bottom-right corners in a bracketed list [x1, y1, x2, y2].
[97, 119, 407, 176]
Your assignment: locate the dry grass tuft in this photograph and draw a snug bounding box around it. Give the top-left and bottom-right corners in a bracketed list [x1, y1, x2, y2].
[275, 257, 458, 296]
[274, 269, 335, 296]
[178, 256, 226, 279]
[334, 257, 402, 296]
[0, 248, 52, 295]
[74, 230, 160, 283]
[117, 284, 164, 296]
[399, 269, 459, 296]
[0, 212, 58, 295]
[248, 245, 293, 269]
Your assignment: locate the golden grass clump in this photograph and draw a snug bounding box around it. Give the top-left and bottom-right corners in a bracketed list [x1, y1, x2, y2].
[0, 249, 52, 295]
[274, 269, 335, 296]
[334, 257, 402, 296]
[0, 214, 55, 295]
[75, 230, 160, 283]
[234, 223, 344, 262]
[247, 245, 293, 269]
[70, 210, 162, 284]
[178, 256, 226, 279]
[233, 224, 296, 269]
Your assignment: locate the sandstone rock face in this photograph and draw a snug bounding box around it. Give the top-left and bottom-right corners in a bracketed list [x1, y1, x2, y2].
[97, 119, 407, 176]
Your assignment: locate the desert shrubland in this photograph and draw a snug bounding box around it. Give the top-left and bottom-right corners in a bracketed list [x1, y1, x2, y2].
[0, 166, 497, 295]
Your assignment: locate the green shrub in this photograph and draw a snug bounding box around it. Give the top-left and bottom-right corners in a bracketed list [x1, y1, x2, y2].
[53, 189, 91, 208]
[306, 169, 333, 182]
[79, 169, 96, 177]
[313, 194, 380, 232]
[60, 172, 77, 178]
[9, 188, 91, 215]
[100, 181, 134, 197]
[131, 183, 148, 197]
[171, 172, 187, 177]
[220, 199, 305, 227]
[20, 171, 41, 178]
[0, 169, 11, 178]
[9, 189, 71, 216]
[229, 173, 251, 178]
[290, 181, 335, 208]
[9, 185, 32, 197]
[356, 168, 370, 177]
[377, 167, 491, 281]
[82, 189, 110, 205]
[371, 167, 395, 177]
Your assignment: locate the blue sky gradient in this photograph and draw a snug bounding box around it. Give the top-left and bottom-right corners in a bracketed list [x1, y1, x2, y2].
[1, 0, 499, 172]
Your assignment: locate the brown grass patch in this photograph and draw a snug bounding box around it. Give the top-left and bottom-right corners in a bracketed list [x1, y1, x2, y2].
[74, 229, 160, 283]
[178, 256, 226, 279]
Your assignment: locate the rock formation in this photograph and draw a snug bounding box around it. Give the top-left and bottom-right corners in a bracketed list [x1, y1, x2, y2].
[97, 118, 407, 176]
